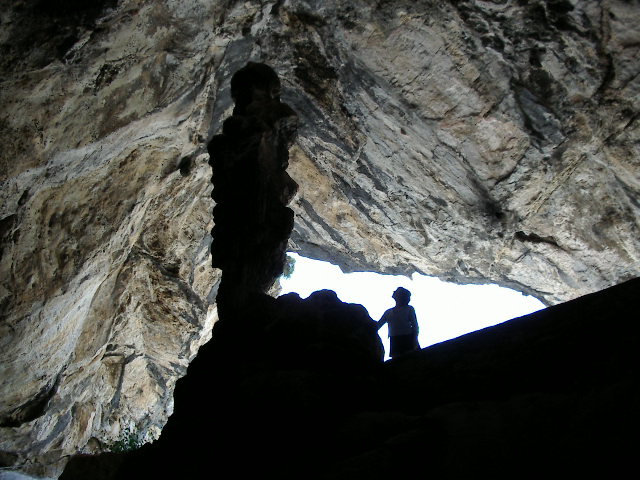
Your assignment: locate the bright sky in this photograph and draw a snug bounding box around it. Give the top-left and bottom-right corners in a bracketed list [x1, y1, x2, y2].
[279, 253, 545, 359]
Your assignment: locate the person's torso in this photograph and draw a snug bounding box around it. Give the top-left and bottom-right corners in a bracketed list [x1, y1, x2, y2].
[384, 306, 415, 336]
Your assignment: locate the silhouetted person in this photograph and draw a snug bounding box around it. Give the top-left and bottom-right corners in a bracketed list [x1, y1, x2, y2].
[377, 287, 420, 358]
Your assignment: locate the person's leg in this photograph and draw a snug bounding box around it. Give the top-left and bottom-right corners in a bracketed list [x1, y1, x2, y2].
[389, 335, 399, 358]
[390, 335, 412, 358]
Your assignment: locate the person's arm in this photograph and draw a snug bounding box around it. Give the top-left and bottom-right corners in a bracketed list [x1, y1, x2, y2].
[409, 306, 419, 334]
[377, 310, 389, 331]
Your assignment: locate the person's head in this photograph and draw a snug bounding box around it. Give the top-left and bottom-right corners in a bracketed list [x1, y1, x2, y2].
[392, 287, 411, 306]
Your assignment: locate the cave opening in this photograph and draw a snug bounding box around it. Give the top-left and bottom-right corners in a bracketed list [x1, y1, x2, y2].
[280, 253, 546, 359]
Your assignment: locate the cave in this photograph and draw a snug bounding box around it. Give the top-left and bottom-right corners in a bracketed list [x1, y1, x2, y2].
[1, 1, 639, 479]
[59, 60, 639, 480]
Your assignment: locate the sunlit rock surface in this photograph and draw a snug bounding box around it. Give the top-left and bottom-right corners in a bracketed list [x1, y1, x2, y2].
[0, 0, 638, 476]
[282, 0, 640, 303]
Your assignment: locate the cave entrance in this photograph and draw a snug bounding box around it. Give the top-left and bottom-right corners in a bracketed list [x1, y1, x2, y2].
[279, 253, 545, 360]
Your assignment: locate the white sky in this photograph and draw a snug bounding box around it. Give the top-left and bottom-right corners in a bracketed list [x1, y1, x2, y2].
[279, 253, 545, 359]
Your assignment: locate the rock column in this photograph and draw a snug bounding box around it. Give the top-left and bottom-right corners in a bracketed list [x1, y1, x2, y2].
[207, 62, 298, 317]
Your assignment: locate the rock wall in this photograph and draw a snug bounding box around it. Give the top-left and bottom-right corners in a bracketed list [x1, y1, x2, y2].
[0, 1, 222, 476]
[0, 0, 638, 477]
[281, 0, 640, 303]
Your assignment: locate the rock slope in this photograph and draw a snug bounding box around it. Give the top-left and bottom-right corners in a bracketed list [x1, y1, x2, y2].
[0, 0, 638, 476]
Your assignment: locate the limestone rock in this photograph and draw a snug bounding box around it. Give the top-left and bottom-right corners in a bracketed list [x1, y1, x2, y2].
[0, 0, 639, 476]
[0, 1, 221, 476]
[281, 0, 640, 304]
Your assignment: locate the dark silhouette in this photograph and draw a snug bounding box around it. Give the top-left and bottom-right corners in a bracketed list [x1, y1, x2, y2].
[377, 287, 420, 358]
[207, 61, 299, 318]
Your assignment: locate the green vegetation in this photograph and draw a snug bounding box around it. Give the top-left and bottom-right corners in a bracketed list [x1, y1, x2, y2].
[282, 254, 296, 279]
[106, 425, 143, 452]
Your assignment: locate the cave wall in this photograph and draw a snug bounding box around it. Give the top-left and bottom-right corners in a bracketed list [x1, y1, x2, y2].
[280, 0, 640, 302]
[0, 1, 222, 475]
[0, 0, 638, 476]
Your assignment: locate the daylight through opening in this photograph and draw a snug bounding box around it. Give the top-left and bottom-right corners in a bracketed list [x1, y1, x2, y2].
[280, 253, 546, 360]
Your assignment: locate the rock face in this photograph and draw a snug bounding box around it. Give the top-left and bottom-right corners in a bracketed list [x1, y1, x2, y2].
[0, 1, 220, 475]
[282, 0, 640, 303]
[0, 0, 639, 476]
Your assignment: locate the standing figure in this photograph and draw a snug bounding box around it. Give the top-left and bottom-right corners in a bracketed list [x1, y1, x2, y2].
[377, 287, 420, 358]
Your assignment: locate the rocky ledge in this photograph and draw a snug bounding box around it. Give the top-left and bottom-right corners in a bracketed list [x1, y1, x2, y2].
[61, 277, 640, 479]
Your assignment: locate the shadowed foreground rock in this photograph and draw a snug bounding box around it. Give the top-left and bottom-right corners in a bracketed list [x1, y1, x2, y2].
[61, 289, 385, 479]
[62, 277, 639, 479]
[208, 61, 299, 316]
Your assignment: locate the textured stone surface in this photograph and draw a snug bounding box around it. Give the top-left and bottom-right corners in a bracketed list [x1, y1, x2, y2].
[0, 1, 221, 476]
[0, 0, 639, 476]
[282, 0, 640, 304]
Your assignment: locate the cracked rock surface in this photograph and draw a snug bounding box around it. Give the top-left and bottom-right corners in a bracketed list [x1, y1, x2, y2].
[0, 0, 638, 476]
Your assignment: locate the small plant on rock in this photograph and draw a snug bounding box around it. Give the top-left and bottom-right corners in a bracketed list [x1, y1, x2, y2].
[106, 425, 143, 453]
[282, 254, 296, 279]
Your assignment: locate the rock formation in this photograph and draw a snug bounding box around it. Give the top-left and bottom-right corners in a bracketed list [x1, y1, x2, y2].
[61, 277, 640, 479]
[208, 61, 299, 311]
[0, 0, 639, 476]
